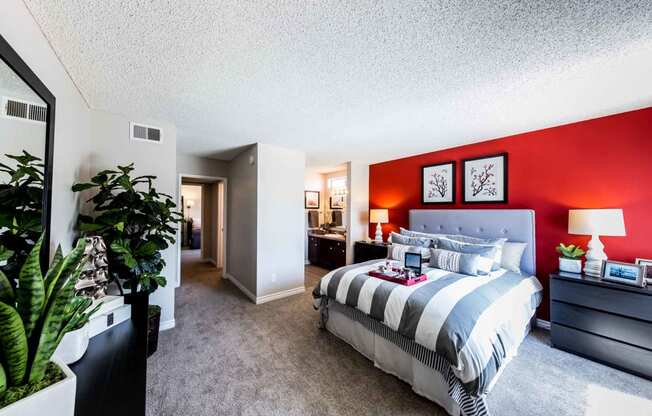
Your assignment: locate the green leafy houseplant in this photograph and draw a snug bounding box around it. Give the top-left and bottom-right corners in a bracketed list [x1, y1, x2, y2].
[556, 243, 586, 259]
[0, 151, 44, 282]
[71, 164, 182, 294]
[0, 235, 97, 408]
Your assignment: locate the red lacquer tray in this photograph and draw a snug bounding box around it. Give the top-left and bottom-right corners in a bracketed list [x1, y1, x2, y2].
[368, 270, 428, 286]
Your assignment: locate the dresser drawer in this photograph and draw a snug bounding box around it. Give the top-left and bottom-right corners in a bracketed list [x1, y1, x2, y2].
[551, 324, 652, 380]
[550, 278, 652, 321]
[551, 301, 652, 350]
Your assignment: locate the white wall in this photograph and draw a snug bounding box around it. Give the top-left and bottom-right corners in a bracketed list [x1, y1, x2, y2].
[1, 0, 92, 254]
[256, 143, 305, 298]
[346, 161, 370, 264]
[226, 146, 258, 296]
[177, 153, 229, 178]
[181, 184, 202, 224]
[88, 110, 178, 327]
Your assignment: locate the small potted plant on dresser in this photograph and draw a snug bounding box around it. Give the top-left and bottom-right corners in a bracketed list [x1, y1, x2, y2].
[0, 236, 96, 416]
[556, 243, 585, 274]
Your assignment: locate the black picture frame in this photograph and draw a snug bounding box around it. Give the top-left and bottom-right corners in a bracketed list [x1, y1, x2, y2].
[304, 190, 320, 209]
[0, 34, 56, 266]
[421, 161, 456, 204]
[329, 195, 344, 209]
[462, 153, 508, 204]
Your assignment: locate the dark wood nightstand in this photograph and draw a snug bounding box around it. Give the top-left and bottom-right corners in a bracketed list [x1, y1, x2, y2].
[550, 272, 652, 380]
[354, 240, 389, 263]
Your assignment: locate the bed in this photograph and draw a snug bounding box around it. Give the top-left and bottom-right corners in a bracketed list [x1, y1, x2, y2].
[312, 209, 543, 416]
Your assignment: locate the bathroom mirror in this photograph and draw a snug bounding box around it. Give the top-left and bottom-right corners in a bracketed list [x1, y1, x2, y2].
[0, 34, 55, 277]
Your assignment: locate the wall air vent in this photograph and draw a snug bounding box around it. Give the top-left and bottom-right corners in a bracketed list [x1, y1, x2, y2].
[2, 97, 47, 123]
[130, 122, 162, 144]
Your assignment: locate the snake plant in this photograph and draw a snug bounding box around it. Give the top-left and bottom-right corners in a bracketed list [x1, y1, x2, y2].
[0, 234, 94, 396]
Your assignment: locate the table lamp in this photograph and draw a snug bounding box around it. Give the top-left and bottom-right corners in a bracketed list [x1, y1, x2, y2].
[568, 209, 626, 276]
[369, 209, 389, 243]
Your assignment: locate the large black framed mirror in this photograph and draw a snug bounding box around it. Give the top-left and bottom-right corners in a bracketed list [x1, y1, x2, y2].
[0, 34, 55, 277]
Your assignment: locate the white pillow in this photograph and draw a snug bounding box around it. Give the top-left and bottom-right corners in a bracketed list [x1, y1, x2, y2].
[501, 242, 527, 273]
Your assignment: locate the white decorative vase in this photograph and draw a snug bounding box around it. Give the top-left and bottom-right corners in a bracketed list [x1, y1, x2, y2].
[53, 324, 89, 364]
[0, 358, 76, 416]
[559, 257, 582, 274]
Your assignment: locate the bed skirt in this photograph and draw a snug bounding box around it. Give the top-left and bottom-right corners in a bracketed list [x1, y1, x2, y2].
[321, 300, 499, 416]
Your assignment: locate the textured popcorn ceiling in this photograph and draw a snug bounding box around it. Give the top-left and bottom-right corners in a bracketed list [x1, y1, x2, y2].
[23, 1, 652, 166]
[0, 61, 44, 103]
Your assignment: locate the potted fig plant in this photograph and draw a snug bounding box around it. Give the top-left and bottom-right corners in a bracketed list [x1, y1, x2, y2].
[0, 236, 96, 416]
[556, 243, 585, 274]
[71, 163, 181, 342]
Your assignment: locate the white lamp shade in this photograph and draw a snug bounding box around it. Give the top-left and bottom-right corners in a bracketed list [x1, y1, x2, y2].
[568, 209, 626, 236]
[369, 209, 389, 224]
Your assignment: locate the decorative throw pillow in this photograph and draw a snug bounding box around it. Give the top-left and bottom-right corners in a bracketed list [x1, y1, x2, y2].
[429, 249, 481, 276]
[388, 243, 431, 262]
[435, 238, 498, 274]
[500, 242, 528, 273]
[399, 227, 446, 242]
[438, 235, 506, 270]
[390, 232, 433, 248]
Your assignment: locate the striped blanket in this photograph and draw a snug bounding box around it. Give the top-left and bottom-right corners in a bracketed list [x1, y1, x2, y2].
[313, 260, 543, 397]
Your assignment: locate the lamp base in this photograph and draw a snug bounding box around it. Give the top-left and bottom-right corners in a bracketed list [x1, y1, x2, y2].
[584, 234, 607, 277]
[374, 222, 383, 243]
[583, 259, 604, 277]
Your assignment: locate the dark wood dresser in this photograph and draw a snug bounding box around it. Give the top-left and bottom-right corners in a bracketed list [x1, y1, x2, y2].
[69, 306, 147, 415]
[550, 272, 652, 380]
[353, 241, 389, 264]
[308, 235, 346, 269]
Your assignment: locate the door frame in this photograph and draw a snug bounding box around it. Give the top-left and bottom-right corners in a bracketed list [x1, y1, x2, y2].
[177, 173, 228, 287]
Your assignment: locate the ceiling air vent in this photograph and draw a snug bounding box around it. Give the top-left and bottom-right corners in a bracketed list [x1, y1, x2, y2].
[2, 97, 47, 123]
[130, 122, 162, 144]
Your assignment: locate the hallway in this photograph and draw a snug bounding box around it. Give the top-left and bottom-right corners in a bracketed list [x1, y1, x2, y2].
[180, 248, 222, 287]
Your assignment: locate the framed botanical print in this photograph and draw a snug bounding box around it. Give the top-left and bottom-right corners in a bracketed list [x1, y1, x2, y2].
[462, 153, 508, 203]
[330, 195, 345, 209]
[421, 161, 455, 204]
[304, 190, 320, 209]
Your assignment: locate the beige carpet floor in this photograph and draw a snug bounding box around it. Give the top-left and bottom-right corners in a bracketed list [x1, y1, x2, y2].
[146, 256, 652, 415]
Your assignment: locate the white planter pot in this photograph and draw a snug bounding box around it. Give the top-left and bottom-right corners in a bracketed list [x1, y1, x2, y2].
[0, 358, 76, 416]
[53, 324, 89, 364]
[559, 257, 582, 274]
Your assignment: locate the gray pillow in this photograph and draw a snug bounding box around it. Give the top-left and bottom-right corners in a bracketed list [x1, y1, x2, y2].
[437, 235, 506, 270]
[388, 243, 431, 262]
[501, 242, 527, 273]
[429, 249, 482, 276]
[435, 238, 497, 274]
[390, 232, 433, 248]
[399, 227, 445, 241]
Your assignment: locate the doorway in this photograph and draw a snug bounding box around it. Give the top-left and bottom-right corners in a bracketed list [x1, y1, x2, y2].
[177, 174, 227, 287]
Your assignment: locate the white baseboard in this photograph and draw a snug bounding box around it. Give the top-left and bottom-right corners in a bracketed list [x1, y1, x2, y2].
[255, 286, 305, 304]
[536, 319, 551, 330]
[304, 259, 310, 265]
[223, 272, 305, 304]
[202, 257, 218, 267]
[223, 272, 257, 303]
[159, 319, 176, 332]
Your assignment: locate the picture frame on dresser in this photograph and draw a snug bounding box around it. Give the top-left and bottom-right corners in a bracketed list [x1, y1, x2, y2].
[601, 260, 646, 287]
[635, 258, 652, 284]
[421, 161, 455, 204]
[462, 153, 508, 203]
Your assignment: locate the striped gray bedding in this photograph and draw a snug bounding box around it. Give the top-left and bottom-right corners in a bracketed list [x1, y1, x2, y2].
[312, 260, 543, 397]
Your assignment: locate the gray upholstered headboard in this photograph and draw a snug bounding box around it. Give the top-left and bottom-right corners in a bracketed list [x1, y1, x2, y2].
[409, 209, 536, 275]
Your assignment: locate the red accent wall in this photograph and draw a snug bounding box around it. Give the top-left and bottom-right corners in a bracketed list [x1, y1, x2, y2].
[369, 107, 652, 320]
